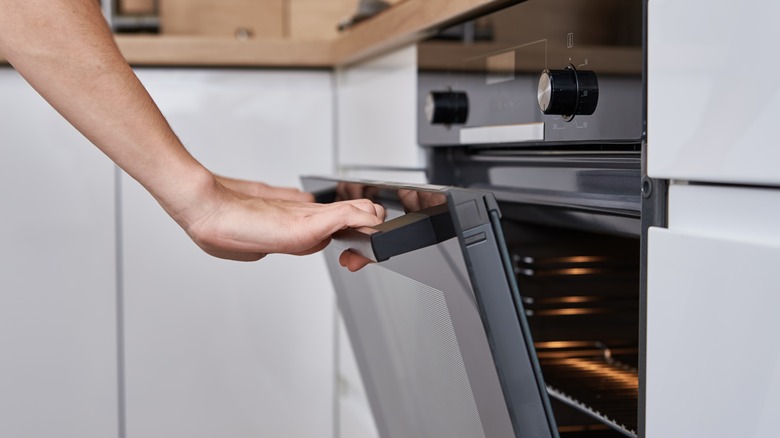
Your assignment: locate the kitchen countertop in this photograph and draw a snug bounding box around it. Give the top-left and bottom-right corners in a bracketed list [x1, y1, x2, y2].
[0, 0, 514, 68]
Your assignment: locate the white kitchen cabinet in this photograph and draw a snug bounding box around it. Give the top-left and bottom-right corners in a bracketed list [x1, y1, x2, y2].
[648, 1, 780, 435]
[0, 68, 119, 438]
[646, 184, 780, 437]
[648, 0, 780, 186]
[334, 46, 422, 438]
[336, 45, 424, 174]
[122, 69, 336, 438]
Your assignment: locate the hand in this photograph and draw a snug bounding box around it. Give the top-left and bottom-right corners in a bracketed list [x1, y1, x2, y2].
[338, 249, 374, 272]
[215, 174, 314, 202]
[397, 189, 447, 212]
[334, 182, 380, 272]
[337, 189, 448, 272]
[177, 176, 385, 263]
[335, 181, 379, 202]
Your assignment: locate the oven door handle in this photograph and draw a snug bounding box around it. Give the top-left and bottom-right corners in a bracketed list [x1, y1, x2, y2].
[330, 203, 455, 262]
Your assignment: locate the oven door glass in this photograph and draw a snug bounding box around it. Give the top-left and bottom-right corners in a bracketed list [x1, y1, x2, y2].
[302, 177, 558, 438]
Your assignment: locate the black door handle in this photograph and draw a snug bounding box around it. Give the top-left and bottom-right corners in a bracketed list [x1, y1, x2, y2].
[331, 203, 455, 262]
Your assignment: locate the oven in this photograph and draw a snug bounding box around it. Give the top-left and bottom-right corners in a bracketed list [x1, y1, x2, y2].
[305, 0, 659, 437]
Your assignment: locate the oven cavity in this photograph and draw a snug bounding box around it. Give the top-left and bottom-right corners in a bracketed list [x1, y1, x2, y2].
[508, 222, 640, 437]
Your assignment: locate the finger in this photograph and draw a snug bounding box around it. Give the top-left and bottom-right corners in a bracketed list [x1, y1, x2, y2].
[374, 203, 386, 220]
[419, 191, 446, 209]
[363, 186, 380, 201]
[277, 188, 314, 203]
[355, 199, 385, 219]
[292, 238, 331, 256]
[253, 185, 312, 202]
[329, 199, 384, 223]
[345, 183, 366, 200]
[398, 189, 421, 212]
[335, 182, 348, 201]
[297, 191, 316, 203]
[333, 198, 376, 214]
[339, 250, 373, 272]
[333, 203, 385, 229]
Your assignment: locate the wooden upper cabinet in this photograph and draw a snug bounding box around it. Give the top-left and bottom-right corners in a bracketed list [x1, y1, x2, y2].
[159, 0, 286, 38]
[289, 0, 357, 40]
[120, 0, 156, 15]
[156, 0, 365, 40]
[94, 0, 466, 67]
[155, 0, 403, 41]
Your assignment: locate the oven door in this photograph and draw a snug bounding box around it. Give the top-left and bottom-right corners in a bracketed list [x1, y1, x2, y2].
[302, 177, 558, 438]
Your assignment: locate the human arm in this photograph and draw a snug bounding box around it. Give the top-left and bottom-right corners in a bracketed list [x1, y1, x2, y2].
[0, 0, 383, 262]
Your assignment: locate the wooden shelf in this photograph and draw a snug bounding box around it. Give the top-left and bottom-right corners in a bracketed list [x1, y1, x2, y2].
[0, 0, 512, 68]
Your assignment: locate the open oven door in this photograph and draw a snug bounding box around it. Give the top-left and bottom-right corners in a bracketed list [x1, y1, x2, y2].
[302, 176, 559, 438]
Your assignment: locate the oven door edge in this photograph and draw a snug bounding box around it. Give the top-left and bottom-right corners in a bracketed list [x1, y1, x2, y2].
[449, 188, 559, 438]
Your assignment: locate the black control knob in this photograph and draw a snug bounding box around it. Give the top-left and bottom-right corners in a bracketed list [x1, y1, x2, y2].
[425, 91, 469, 125]
[537, 67, 599, 121]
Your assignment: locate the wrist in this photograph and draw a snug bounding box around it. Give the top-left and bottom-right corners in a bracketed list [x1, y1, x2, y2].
[149, 161, 223, 230]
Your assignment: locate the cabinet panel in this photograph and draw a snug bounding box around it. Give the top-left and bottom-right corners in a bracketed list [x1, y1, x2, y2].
[160, 0, 284, 37]
[648, 0, 780, 185]
[0, 68, 119, 438]
[666, 184, 780, 247]
[290, 0, 355, 40]
[124, 69, 336, 438]
[336, 45, 423, 170]
[647, 227, 780, 437]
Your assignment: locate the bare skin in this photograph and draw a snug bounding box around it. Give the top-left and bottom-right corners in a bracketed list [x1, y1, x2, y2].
[0, 0, 384, 263]
[215, 175, 314, 202]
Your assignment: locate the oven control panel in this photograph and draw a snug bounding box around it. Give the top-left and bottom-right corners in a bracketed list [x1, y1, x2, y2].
[417, 0, 643, 147]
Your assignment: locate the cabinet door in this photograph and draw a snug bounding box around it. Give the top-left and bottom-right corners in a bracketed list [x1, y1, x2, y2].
[336, 45, 423, 171]
[648, 0, 780, 185]
[0, 68, 119, 438]
[123, 69, 336, 438]
[646, 185, 780, 437]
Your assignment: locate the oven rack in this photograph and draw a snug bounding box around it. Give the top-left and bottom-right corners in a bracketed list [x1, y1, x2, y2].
[543, 355, 638, 437]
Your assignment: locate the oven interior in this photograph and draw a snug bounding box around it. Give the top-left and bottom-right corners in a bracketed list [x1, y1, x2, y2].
[502, 218, 639, 437]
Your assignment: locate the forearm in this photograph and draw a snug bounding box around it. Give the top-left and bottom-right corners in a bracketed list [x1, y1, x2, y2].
[0, 0, 214, 224]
